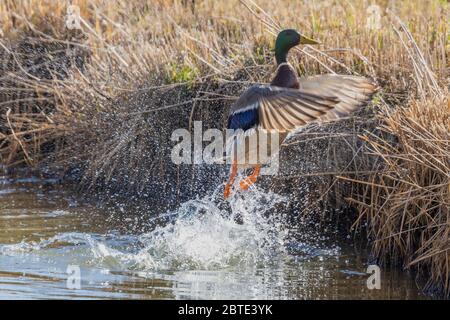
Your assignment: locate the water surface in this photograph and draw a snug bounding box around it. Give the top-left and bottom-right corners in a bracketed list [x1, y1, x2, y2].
[0, 175, 427, 299]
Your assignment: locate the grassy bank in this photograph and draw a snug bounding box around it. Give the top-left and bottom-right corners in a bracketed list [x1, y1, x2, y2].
[0, 0, 448, 297]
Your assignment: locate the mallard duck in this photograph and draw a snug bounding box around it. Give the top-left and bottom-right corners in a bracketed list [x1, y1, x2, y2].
[224, 29, 377, 198]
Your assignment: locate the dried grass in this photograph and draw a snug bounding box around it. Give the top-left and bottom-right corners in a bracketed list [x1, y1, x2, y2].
[349, 96, 449, 296]
[345, 14, 449, 297]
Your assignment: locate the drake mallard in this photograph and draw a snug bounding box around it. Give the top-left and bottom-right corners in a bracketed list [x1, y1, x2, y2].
[224, 29, 377, 198]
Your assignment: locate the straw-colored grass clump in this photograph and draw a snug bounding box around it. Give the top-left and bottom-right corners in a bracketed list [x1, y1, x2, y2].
[353, 96, 449, 296]
[0, 0, 448, 296]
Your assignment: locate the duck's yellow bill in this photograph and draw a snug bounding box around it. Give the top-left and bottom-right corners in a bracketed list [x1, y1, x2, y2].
[299, 35, 320, 45]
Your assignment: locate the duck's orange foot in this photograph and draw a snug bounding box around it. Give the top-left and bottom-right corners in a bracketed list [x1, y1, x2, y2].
[224, 161, 238, 199]
[224, 184, 232, 198]
[239, 177, 256, 190]
[239, 165, 261, 191]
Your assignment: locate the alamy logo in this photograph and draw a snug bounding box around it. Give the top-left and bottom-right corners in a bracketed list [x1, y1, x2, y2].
[366, 265, 381, 290]
[66, 265, 81, 289]
[66, 5, 81, 30]
[170, 121, 280, 175]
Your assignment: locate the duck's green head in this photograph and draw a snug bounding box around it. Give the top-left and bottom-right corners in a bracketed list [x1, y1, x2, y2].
[275, 29, 319, 64]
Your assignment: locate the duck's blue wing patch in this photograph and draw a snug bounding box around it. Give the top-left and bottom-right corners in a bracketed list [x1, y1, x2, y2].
[227, 108, 259, 131]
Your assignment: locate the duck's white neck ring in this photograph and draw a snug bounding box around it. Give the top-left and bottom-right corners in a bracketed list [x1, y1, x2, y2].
[274, 62, 292, 73]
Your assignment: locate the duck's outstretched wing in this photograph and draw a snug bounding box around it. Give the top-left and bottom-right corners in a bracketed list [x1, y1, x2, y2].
[227, 76, 377, 132]
[227, 85, 339, 132]
[298, 74, 378, 121]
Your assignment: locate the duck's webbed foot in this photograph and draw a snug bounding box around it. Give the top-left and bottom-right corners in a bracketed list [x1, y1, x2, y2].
[224, 161, 238, 199]
[224, 183, 232, 198]
[239, 165, 261, 190]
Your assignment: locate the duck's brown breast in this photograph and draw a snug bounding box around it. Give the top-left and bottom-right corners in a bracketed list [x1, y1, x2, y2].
[270, 63, 299, 89]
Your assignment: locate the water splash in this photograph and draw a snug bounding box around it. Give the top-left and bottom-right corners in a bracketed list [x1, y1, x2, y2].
[0, 181, 426, 299]
[0, 184, 338, 272]
[132, 185, 289, 270]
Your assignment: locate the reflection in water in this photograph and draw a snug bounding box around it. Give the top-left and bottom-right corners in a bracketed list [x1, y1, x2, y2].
[0, 175, 428, 299]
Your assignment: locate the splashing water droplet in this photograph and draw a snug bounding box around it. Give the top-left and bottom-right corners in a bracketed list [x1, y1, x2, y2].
[129, 185, 289, 270]
[0, 184, 338, 274]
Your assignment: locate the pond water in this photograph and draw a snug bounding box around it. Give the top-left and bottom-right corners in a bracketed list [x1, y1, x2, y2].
[0, 175, 428, 299]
